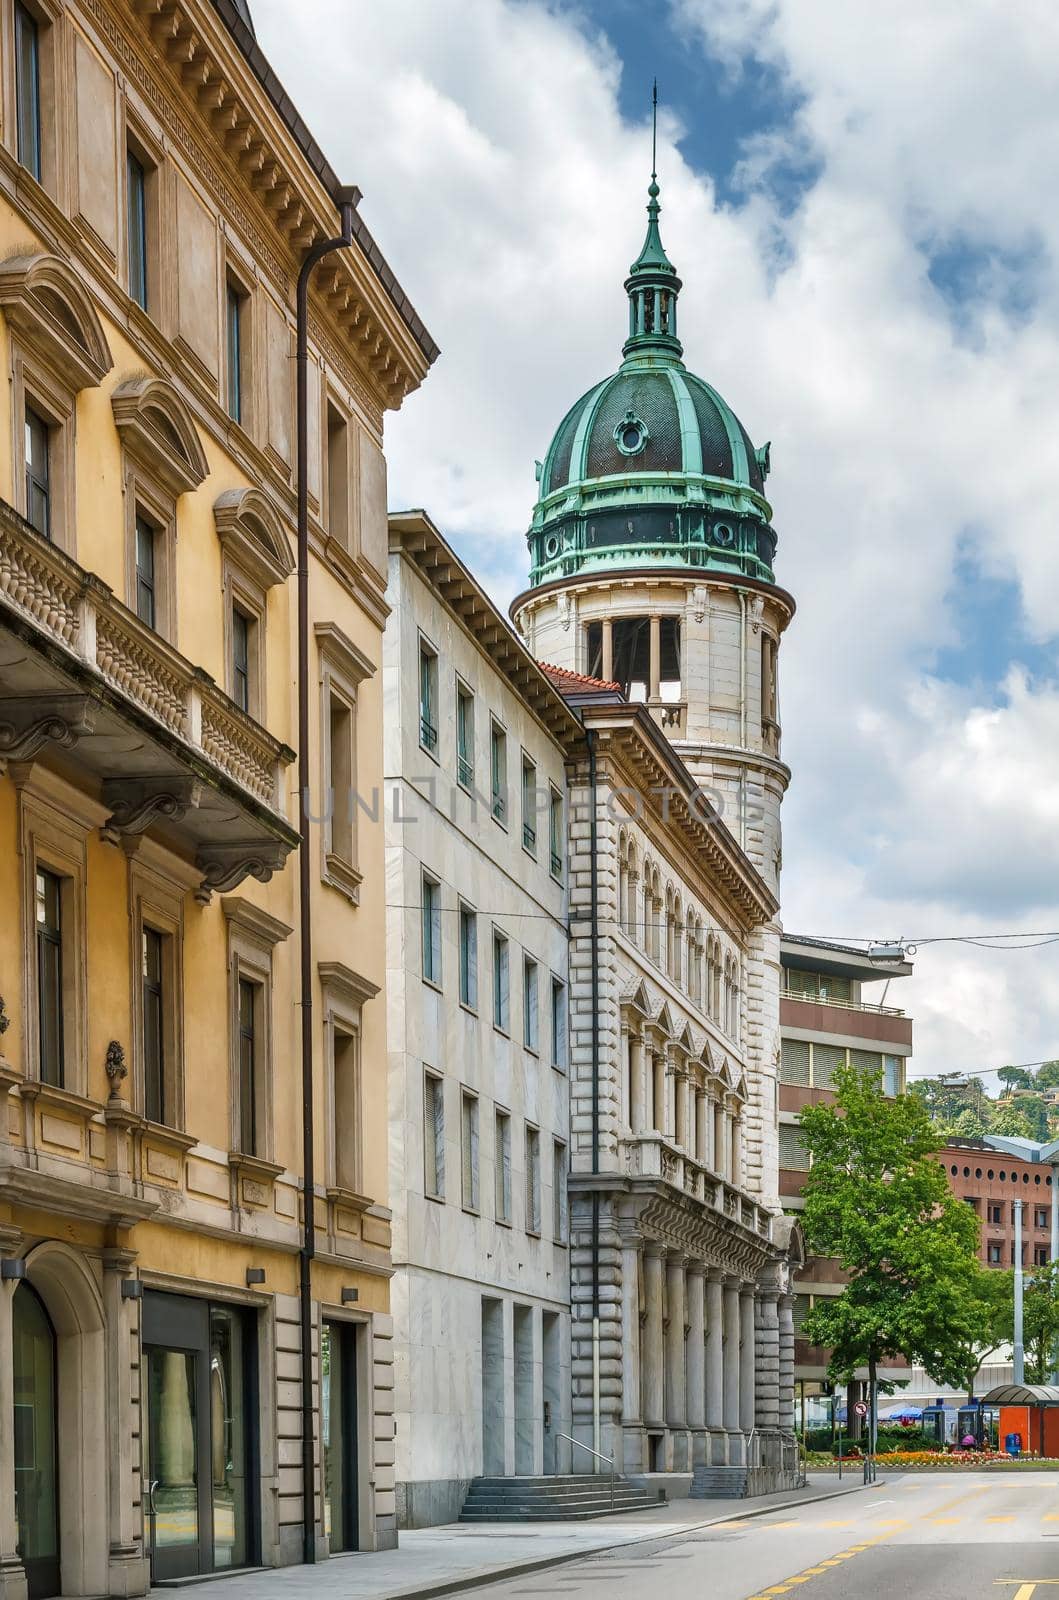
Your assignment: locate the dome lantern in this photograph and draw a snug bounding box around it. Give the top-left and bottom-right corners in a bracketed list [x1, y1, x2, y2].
[623, 85, 683, 363]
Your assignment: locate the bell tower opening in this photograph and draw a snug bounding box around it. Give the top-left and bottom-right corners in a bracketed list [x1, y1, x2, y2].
[586, 616, 681, 703]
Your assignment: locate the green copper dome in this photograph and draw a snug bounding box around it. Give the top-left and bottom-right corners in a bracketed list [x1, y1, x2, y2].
[527, 171, 777, 589]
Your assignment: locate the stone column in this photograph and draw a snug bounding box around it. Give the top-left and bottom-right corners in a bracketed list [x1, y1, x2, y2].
[755, 1291, 781, 1429]
[739, 1285, 757, 1434]
[722, 1278, 741, 1433]
[778, 1296, 796, 1431]
[731, 1108, 741, 1186]
[694, 1090, 705, 1163]
[103, 1248, 148, 1592]
[674, 1071, 687, 1150]
[649, 615, 661, 700]
[652, 1052, 666, 1136]
[705, 1271, 725, 1433]
[629, 1032, 645, 1133]
[642, 1243, 665, 1427]
[0, 1262, 26, 1600]
[620, 1227, 643, 1426]
[686, 1265, 706, 1439]
[601, 617, 614, 683]
[664, 1253, 687, 1430]
[714, 1101, 726, 1178]
[620, 1020, 631, 1129]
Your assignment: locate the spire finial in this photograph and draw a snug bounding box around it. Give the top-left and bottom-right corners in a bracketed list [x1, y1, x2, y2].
[623, 79, 683, 363]
[651, 78, 658, 184]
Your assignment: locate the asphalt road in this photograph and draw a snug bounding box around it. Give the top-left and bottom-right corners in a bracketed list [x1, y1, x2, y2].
[472, 1473, 1059, 1600]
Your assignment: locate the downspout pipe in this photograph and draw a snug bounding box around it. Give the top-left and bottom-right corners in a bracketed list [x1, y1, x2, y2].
[585, 724, 602, 1464]
[296, 190, 357, 1566]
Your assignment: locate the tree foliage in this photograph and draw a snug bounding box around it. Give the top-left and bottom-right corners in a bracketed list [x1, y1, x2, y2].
[799, 1064, 991, 1389]
[988, 1103, 1036, 1139]
[997, 1260, 1059, 1384]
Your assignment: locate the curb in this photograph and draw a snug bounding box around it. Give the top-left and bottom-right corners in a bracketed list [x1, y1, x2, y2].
[375, 1479, 875, 1600]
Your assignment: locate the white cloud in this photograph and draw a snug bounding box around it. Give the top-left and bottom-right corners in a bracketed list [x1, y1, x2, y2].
[253, 0, 1059, 1077]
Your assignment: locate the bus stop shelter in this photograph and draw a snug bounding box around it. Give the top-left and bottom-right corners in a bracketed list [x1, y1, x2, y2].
[981, 1383, 1059, 1456]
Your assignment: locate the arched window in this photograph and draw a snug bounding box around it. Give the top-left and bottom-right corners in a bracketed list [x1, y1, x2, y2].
[617, 831, 629, 936]
[710, 938, 722, 1020]
[627, 840, 638, 942]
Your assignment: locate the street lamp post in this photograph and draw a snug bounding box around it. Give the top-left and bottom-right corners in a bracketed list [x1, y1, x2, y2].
[1013, 1199, 1025, 1387]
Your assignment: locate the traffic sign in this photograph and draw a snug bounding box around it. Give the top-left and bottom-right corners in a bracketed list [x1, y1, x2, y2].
[853, 1400, 869, 1417]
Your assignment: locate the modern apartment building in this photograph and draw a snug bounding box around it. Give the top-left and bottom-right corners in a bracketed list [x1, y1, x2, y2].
[941, 1137, 1058, 1268]
[778, 936, 914, 1408]
[0, 1, 434, 1592]
[385, 511, 579, 1526]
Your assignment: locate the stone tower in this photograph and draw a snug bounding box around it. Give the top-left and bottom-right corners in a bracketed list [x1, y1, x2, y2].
[512, 169, 795, 1207]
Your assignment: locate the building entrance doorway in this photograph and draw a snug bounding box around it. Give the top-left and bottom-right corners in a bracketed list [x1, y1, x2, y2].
[322, 1321, 360, 1552]
[143, 1292, 257, 1582]
[13, 1283, 60, 1600]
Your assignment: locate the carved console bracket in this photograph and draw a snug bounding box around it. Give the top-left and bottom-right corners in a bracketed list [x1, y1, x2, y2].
[194, 841, 291, 904]
[0, 693, 95, 764]
[101, 775, 203, 844]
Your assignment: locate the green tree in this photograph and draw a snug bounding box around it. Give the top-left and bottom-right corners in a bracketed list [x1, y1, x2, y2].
[1035, 1061, 1059, 1090]
[987, 1103, 1036, 1139]
[799, 1065, 989, 1405]
[998, 1066, 1034, 1092]
[1011, 1095, 1052, 1142]
[950, 1107, 987, 1138]
[997, 1261, 1059, 1383]
[947, 1267, 1012, 1399]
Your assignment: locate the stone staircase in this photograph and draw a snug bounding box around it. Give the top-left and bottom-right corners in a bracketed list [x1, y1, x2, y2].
[690, 1463, 749, 1499]
[459, 1473, 666, 1521]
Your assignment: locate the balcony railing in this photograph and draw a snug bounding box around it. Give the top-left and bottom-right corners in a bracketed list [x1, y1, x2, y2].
[0, 500, 293, 819]
[623, 1132, 772, 1239]
[780, 987, 905, 1017]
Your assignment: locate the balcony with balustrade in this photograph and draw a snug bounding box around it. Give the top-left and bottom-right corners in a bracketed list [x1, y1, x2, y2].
[0, 499, 297, 899]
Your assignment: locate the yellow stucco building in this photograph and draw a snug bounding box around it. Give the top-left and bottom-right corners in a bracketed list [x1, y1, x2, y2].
[0, 0, 435, 1594]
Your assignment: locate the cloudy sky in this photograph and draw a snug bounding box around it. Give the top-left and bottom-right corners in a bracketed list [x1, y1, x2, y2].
[255, 0, 1059, 1082]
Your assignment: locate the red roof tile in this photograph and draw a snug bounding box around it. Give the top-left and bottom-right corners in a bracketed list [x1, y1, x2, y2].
[538, 662, 623, 694]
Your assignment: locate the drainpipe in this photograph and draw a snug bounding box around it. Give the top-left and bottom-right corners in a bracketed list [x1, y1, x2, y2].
[296, 189, 357, 1567]
[585, 724, 602, 1466]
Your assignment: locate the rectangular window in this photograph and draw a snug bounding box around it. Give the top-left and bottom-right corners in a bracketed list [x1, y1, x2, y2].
[35, 866, 63, 1086]
[1035, 1207, 1049, 1230]
[14, 1, 41, 182]
[882, 1055, 902, 1096]
[142, 927, 166, 1125]
[1036, 1245, 1050, 1266]
[419, 640, 438, 754]
[459, 902, 478, 1011]
[422, 873, 442, 986]
[226, 280, 246, 423]
[326, 401, 350, 548]
[987, 1242, 1002, 1266]
[456, 679, 474, 789]
[24, 404, 50, 539]
[523, 957, 538, 1051]
[492, 929, 509, 1032]
[521, 754, 537, 854]
[494, 1109, 511, 1222]
[549, 787, 564, 880]
[778, 1122, 809, 1172]
[237, 976, 259, 1155]
[525, 1125, 541, 1234]
[550, 978, 567, 1070]
[424, 1071, 444, 1198]
[988, 1203, 1004, 1225]
[461, 1090, 479, 1211]
[327, 692, 354, 865]
[553, 1140, 567, 1241]
[490, 720, 507, 823]
[135, 513, 158, 630]
[127, 149, 148, 310]
[232, 605, 252, 714]
[780, 1038, 810, 1086]
[332, 1027, 360, 1192]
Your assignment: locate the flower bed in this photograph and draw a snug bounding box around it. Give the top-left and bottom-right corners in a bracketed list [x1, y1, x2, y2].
[804, 1448, 1059, 1471]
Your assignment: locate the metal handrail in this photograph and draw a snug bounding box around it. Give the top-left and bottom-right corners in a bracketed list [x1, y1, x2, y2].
[780, 987, 905, 1017]
[554, 1432, 616, 1511]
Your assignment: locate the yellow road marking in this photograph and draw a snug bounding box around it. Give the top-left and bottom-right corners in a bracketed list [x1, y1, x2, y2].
[764, 1520, 801, 1529]
[1044, 1514, 1059, 1521]
[927, 1516, 961, 1524]
[1013, 1589, 1037, 1600]
[876, 1519, 908, 1527]
[988, 1515, 1016, 1523]
[817, 1520, 851, 1528]
[922, 1485, 990, 1518]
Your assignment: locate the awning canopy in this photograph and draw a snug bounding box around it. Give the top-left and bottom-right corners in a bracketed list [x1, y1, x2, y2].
[981, 1384, 1059, 1406]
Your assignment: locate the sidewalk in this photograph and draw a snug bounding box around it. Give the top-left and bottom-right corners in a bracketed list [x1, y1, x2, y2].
[157, 1476, 870, 1599]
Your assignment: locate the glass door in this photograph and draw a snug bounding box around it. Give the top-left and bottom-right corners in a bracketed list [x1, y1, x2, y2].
[322, 1321, 359, 1553]
[12, 1285, 60, 1600]
[144, 1293, 257, 1582]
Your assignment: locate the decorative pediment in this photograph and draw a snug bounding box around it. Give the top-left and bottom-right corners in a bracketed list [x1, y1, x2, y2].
[654, 1001, 675, 1038]
[213, 488, 294, 590]
[111, 375, 209, 497]
[674, 1022, 696, 1057]
[699, 1038, 717, 1078]
[0, 253, 113, 390]
[620, 978, 654, 1020]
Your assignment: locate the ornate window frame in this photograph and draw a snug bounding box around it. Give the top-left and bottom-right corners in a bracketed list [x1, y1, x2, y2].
[214, 488, 293, 721]
[0, 252, 114, 556]
[18, 782, 90, 1095]
[127, 853, 185, 1130]
[223, 896, 292, 1164]
[314, 620, 375, 904]
[319, 960, 379, 1207]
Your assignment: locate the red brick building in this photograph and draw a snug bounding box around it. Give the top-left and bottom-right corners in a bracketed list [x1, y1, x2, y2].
[940, 1139, 1056, 1268]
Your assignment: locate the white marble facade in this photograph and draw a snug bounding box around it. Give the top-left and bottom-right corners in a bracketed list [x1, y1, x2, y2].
[385, 513, 577, 1526]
